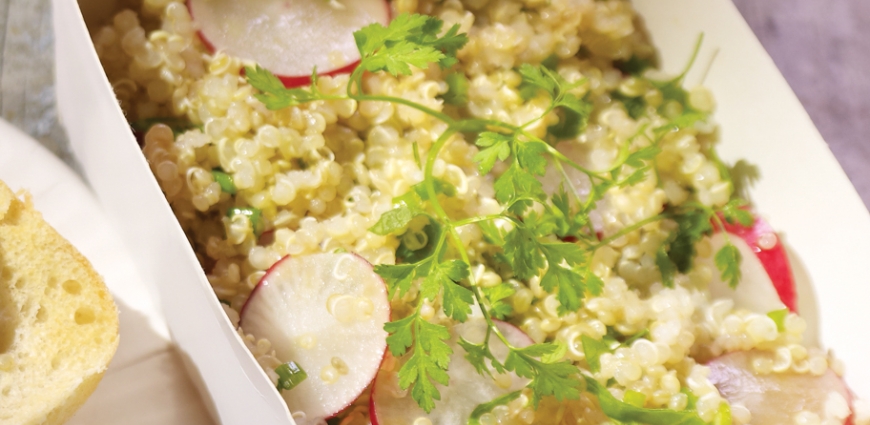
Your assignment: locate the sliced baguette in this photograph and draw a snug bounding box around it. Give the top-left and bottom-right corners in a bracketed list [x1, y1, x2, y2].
[0, 180, 119, 425]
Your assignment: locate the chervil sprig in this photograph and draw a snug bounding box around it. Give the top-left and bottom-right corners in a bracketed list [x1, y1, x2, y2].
[245, 14, 741, 420]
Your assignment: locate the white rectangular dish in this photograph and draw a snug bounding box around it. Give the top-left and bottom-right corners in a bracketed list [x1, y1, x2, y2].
[52, 0, 870, 423]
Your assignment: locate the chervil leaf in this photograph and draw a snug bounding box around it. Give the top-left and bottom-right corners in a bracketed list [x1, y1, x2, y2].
[721, 199, 754, 227]
[540, 340, 568, 363]
[655, 246, 677, 288]
[418, 319, 453, 368]
[354, 13, 469, 76]
[393, 316, 453, 413]
[441, 72, 469, 105]
[518, 64, 557, 97]
[396, 219, 442, 264]
[541, 265, 584, 314]
[664, 207, 714, 273]
[584, 268, 604, 296]
[420, 260, 473, 321]
[482, 284, 515, 319]
[410, 178, 457, 200]
[624, 145, 661, 169]
[474, 132, 512, 174]
[584, 377, 706, 425]
[515, 140, 549, 176]
[715, 243, 742, 288]
[494, 164, 546, 204]
[458, 338, 494, 377]
[384, 315, 416, 357]
[245, 65, 319, 110]
[505, 345, 581, 406]
[541, 242, 585, 266]
[442, 280, 474, 322]
[370, 204, 421, 236]
[581, 334, 610, 373]
[374, 263, 420, 299]
[503, 225, 545, 281]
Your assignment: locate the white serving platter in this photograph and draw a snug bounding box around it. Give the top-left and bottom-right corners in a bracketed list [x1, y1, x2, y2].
[51, 0, 870, 423]
[0, 118, 213, 424]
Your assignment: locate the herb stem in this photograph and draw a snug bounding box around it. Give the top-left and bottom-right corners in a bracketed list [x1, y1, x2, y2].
[593, 214, 665, 249]
[356, 94, 456, 125]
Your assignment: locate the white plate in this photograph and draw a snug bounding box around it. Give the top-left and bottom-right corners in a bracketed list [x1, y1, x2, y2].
[0, 118, 213, 424]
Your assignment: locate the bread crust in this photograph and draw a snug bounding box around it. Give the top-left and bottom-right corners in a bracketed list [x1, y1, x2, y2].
[0, 180, 119, 425]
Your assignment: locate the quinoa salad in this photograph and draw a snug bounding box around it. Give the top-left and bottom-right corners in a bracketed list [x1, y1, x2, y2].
[93, 0, 869, 424]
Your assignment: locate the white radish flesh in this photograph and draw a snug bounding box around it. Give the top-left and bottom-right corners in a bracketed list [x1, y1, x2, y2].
[370, 319, 533, 425]
[188, 0, 390, 86]
[240, 253, 390, 422]
[707, 351, 853, 425]
[705, 232, 789, 314]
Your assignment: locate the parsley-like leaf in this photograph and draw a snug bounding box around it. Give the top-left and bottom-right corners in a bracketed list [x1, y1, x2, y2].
[494, 164, 546, 204]
[721, 199, 754, 227]
[655, 246, 677, 288]
[715, 243, 742, 288]
[245, 65, 320, 110]
[503, 226, 545, 281]
[474, 132, 512, 174]
[384, 315, 416, 357]
[482, 284, 516, 319]
[370, 204, 421, 236]
[515, 140, 549, 177]
[581, 334, 610, 373]
[374, 263, 420, 299]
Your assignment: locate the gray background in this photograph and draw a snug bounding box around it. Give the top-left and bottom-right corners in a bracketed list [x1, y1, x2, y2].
[1, 0, 867, 208]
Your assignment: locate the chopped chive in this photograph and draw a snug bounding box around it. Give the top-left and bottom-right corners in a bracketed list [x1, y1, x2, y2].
[623, 390, 646, 407]
[227, 207, 265, 235]
[211, 169, 237, 195]
[767, 308, 789, 332]
[275, 361, 307, 391]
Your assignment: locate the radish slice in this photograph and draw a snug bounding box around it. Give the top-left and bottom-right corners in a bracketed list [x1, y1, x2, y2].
[240, 253, 390, 422]
[188, 0, 390, 87]
[370, 319, 532, 425]
[707, 351, 853, 425]
[705, 213, 798, 313]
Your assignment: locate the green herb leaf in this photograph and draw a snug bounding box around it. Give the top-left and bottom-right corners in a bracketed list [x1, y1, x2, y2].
[494, 164, 546, 204]
[246, 65, 320, 110]
[541, 265, 584, 314]
[623, 390, 646, 407]
[503, 226, 545, 281]
[397, 219, 443, 264]
[370, 204, 421, 236]
[474, 132, 512, 175]
[482, 284, 516, 319]
[441, 72, 470, 105]
[584, 377, 706, 425]
[715, 243, 742, 289]
[421, 260, 473, 321]
[354, 13, 468, 76]
[375, 263, 421, 299]
[384, 315, 416, 357]
[468, 391, 523, 425]
[394, 316, 453, 413]
[581, 334, 610, 373]
[458, 338, 496, 377]
[655, 246, 677, 288]
[505, 344, 581, 406]
[515, 140, 549, 177]
[721, 199, 754, 227]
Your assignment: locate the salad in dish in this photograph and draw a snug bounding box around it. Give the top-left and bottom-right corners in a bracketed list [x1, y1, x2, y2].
[92, 0, 869, 424]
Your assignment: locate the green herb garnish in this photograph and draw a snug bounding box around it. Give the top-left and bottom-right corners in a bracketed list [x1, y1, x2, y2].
[275, 361, 307, 391]
[226, 206, 265, 236]
[211, 168, 237, 195]
[244, 14, 743, 420]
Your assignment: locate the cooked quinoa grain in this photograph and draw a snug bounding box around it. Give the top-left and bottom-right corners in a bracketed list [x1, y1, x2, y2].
[94, 0, 859, 423]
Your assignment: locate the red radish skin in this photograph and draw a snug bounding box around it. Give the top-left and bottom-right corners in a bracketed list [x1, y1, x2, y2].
[707, 350, 854, 425]
[720, 213, 798, 312]
[240, 253, 390, 423]
[187, 0, 391, 88]
[705, 212, 798, 315]
[370, 320, 533, 425]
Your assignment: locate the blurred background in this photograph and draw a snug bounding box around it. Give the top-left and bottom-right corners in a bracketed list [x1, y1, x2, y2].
[0, 0, 868, 207]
